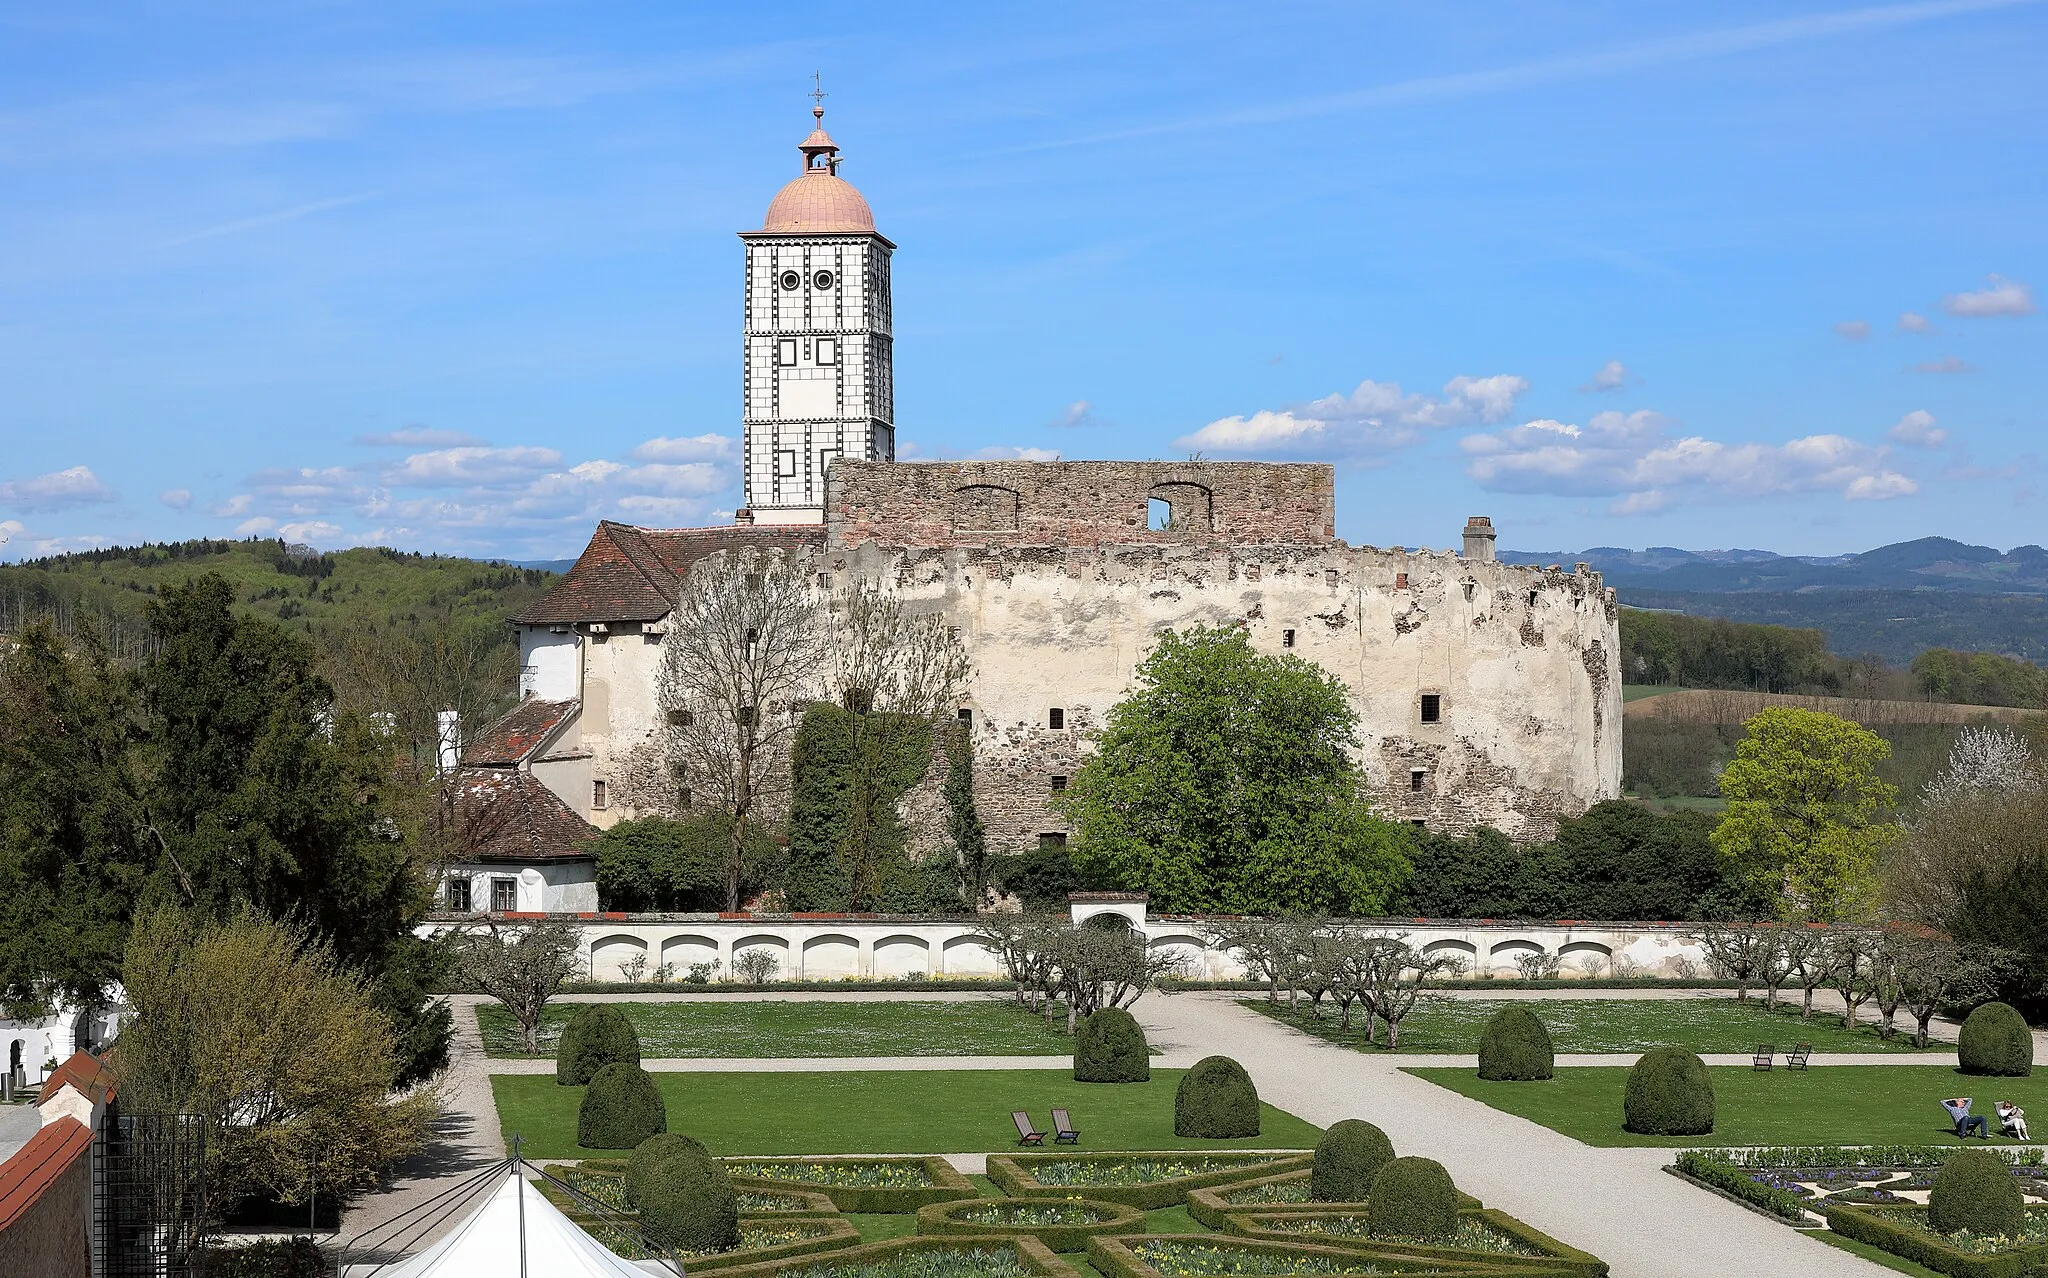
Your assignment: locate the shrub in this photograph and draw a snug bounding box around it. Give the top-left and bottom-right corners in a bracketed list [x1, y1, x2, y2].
[578, 1063, 667, 1149]
[1309, 1119, 1395, 1202]
[1623, 1047, 1714, 1135]
[557, 1004, 642, 1085]
[1476, 1006, 1554, 1081]
[194, 1238, 324, 1277]
[1365, 1156, 1459, 1242]
[1926, 1148, 2026, 1237]
[1074, 1008, 1151, 1083]
[1174, 1056, 1260, 1139]
[629, 1135, 740, 1253]
[1956, 1001, 2034, 1077]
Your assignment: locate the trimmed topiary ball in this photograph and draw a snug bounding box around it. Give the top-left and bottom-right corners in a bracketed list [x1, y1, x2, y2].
[1957, 1002, 2034, 1077]
[1310, 1119, 1395, 1202]
[1174, 1056, 1260, 1139]
[557, 1004, 643, 1086]
[1365, 1157, 1460, 1242]
[1623, 1047, 1714, 1136]
[1074, 1008, 1151, 1083]
[1477, 1006, 1555, 1081]
[628, 1134, 739, 1253]
[1928, 1148, 2025, 1237]
[577, 1062, 667, 1149]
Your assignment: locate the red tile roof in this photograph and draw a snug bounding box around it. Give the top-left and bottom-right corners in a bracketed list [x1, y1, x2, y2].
[464, 699, 578, 768]
[448, 770, 597, 864]
[0, 1117, 92, 1229]
[39, 1052, 113, 1106]
[514, 521, 823, 625]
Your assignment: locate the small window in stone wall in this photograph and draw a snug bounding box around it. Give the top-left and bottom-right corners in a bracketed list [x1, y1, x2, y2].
[1038, 832, 1068, 851]
[1048, 707, 1064, 729]
[952, 484, 1021, 532]
[1050, 774, 1067, 792]
[445, 877, 471, 913]
[491, 877, 517, 912]
[1420, 693, 1442, 723]
[1410, 819, 1427, 829]
[958, 707, 973, 728]
[1282, 629, 1296, 648]
[592, 779, 609, 809]
[1410, 769, 1426, 792]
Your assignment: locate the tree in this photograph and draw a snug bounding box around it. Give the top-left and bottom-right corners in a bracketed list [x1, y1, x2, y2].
[115, 907, 434, 1210]
[1059, 625, 1411, 914]
[1688, 923, 1778, 1000]
[944, 721, 989, 903]
[659, 547, 825, 910]
[595, 813, 781, 913]
[1712, 708, 1897, 921]
[455, 916, 583, 1054]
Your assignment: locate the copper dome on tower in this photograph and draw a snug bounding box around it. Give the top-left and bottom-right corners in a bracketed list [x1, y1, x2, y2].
[759, 104, 877, 234]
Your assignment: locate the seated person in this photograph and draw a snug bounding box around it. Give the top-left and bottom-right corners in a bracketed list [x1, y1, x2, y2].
[1943, 1097, 1990, 1139]
[1996, 1101, 2029, 1140]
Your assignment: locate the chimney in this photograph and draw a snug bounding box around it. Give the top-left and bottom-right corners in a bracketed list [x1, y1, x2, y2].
[1461, 516, 1497, 562]
[733, 507, 756, 525]
[436, 709, 461, 776]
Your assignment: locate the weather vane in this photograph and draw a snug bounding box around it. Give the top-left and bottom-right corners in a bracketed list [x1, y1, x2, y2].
[810, 71, 827, 112]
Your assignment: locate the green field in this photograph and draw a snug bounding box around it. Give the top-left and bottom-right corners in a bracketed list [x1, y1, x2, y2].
[1405, 1064, 2048, 1147]
[1249, 996, 1928, 1055]
[478, 999, 1085, 1059]
[491, 1068, 1323, 1158]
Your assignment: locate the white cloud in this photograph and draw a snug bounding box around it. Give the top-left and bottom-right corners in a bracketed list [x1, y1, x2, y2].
[628, 434, 738, 463]
[0, 465, 116, 512]
[1047, 401, 1099, 429]
[354, 426, 486, 448]
[1897, 311, 1931, 334]
[1579, 360, 1632, 392]
[1913, 356, 1976, 374]
[235, 516, 277, 535]
[0, 519, 23, 543]
[159, 488, 194, 509]
[277, 520, 345, 544]
[382, 445, 564, 487]
[1178, 373, 1529, 456]
[1885, 409, 1947, 448]
[1833, 320, 1871, 341]
[969, 446, 1063, 463]
[1459, 409, 1918, 513]
[1943, 274, 2035, 318]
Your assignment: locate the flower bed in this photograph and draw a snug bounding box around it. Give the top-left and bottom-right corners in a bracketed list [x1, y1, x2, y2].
[529, 1170, 861, 1269]
[1706, 1146, 2048, 1171]
[917, 1196, 1146, 1253]
[1221, 1209, 1606, 1277]
[1824, 1204, 2048, 1278]
[724, 1157, 977, 1213]
[701, 1234, 1082, 1278]
[988, 1153, 1312, 1210]
[1088, 1234, 1580, 1278]
[1184, 1170, 1480, 1231]
[1668, 1153, 1817, 1225]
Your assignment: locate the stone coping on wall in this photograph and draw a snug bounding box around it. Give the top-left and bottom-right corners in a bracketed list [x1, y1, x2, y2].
[421, 911, 1719, 929]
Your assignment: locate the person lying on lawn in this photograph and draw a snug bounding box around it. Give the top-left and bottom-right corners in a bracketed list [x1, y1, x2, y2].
[1943, 1097, 1990, 1139]
[1996, 1101, 2029, 1140]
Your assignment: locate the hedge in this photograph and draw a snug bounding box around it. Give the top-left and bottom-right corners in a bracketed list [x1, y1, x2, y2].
[1824, 1204, 2048, 1278]
[721, 1157, 977, 1213]
[1074, 1008, 1151, 1083]
[1185, 1168, 1483, 1231]
[192, 1239, 325, 1278]
[1622, 1047, 1714, 1136]
[1928, 1150, 2026, 1238]
[1310, 1120, 1395, 1202]
[700, 1233, 1083, 1278]
[685, 1220, 865, 1274]
[530, 1171, 860, 1269]
[1669, 1152, 1812, 1224]
[1174, 1056, 1260, 1139]
[557, 1004, 642, 1085]
[988, 1152, 1313, 1211]
[1220, 1208, 1608, 1277]
[915, 1196, 1147, 1253]
[1958, 1002, 2034, 1077]
[1366, 1157, 1460, 1243]
[634, 1142, 740, 1254]
[1087, 1233, 1582, 1278]
[1477, 1006, 1555, 1081]
[578, 1063, 667, 1149]
[1691, 1146, 2047, 1171]
[627, 1133, 711, 1206]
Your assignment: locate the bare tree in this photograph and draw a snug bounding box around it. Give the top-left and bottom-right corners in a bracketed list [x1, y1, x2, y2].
[1887, 729, 2044, 927]
[1199, 918, 1289, 1002]
[453, 916, 583, 1054]
[1689, 923, 1777, 1001]
[820, 577, 972, 909]
[1898, 937, 2007, 1048]
[659, 547, 826, 910]
[974, 913, 1067, 1013]
[1823, 927, 1880, 1030]
[1358, 934, 1457, 1050]
[1781, 922, 1838, 1020]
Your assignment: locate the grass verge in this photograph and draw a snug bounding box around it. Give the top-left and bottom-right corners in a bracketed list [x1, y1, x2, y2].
[478, 998, 1080, 1059]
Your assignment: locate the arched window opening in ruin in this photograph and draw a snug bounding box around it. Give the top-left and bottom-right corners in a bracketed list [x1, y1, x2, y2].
[1147, 497, 1172, 531]
[951, 484, 1020, 532]
[1147, 482, 1213, 533]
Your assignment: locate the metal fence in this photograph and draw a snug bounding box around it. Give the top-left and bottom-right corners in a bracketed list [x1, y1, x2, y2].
[94, 1110, 208, 1278]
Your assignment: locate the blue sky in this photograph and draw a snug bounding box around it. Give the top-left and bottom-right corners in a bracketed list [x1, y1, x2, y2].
[2, 1, 2043, 563]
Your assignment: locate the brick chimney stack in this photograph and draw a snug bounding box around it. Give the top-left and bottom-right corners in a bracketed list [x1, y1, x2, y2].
[1461, 515, 1497, 561]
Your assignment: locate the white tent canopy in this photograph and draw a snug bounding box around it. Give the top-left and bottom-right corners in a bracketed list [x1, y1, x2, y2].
[363, 1166, 665, 1278]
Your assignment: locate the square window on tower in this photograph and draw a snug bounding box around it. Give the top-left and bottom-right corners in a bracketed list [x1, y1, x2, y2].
[775, 450, 797, 478]
[777, 338, 798, 367]
[816, 337, 838, 365]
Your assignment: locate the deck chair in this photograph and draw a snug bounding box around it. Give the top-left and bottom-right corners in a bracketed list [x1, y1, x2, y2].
[1787, 1044, 1812, 1070]
[1753, 1045, 1775, 1071]
[1012, 1110, 1045, 1146]
[1051, 1108, 1080, 1144]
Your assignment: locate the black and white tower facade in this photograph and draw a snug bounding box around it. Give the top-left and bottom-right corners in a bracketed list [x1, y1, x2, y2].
[738, 102, 895, 524]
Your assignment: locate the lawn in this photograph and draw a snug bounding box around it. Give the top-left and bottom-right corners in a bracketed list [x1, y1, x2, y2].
[1249, 995, 1928, 1055]
[478, 998, 1081, 1059]
[1405, 1064, 2048, 1147]
[492, 1068, 1324, 1159]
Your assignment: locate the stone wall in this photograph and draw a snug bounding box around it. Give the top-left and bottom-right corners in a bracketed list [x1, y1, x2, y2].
[0, 1118, 91, 1278]
[827, 460, 1337, 549]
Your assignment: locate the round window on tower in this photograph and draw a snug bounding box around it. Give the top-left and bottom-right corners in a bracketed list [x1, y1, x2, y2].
[779, 269, 802, 290]
[813, 269, 835, 290]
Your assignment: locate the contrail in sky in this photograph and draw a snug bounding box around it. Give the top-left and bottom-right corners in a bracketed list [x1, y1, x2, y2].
[159, 191, 380, 248]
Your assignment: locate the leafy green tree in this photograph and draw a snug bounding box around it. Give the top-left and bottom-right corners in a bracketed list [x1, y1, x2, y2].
[944, 722, 988, 902]
[1713, 708, 1897, 921]
[1058, 625, 1410, 914]
[594, 813, 781, 912]
[785, 702, 956, 912]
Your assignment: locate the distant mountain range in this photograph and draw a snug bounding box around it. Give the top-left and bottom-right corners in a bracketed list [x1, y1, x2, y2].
[1498, 537, 2048, 664]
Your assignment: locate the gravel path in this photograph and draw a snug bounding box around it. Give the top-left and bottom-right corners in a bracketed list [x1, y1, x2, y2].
[1133, 992, 1891, 1278]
